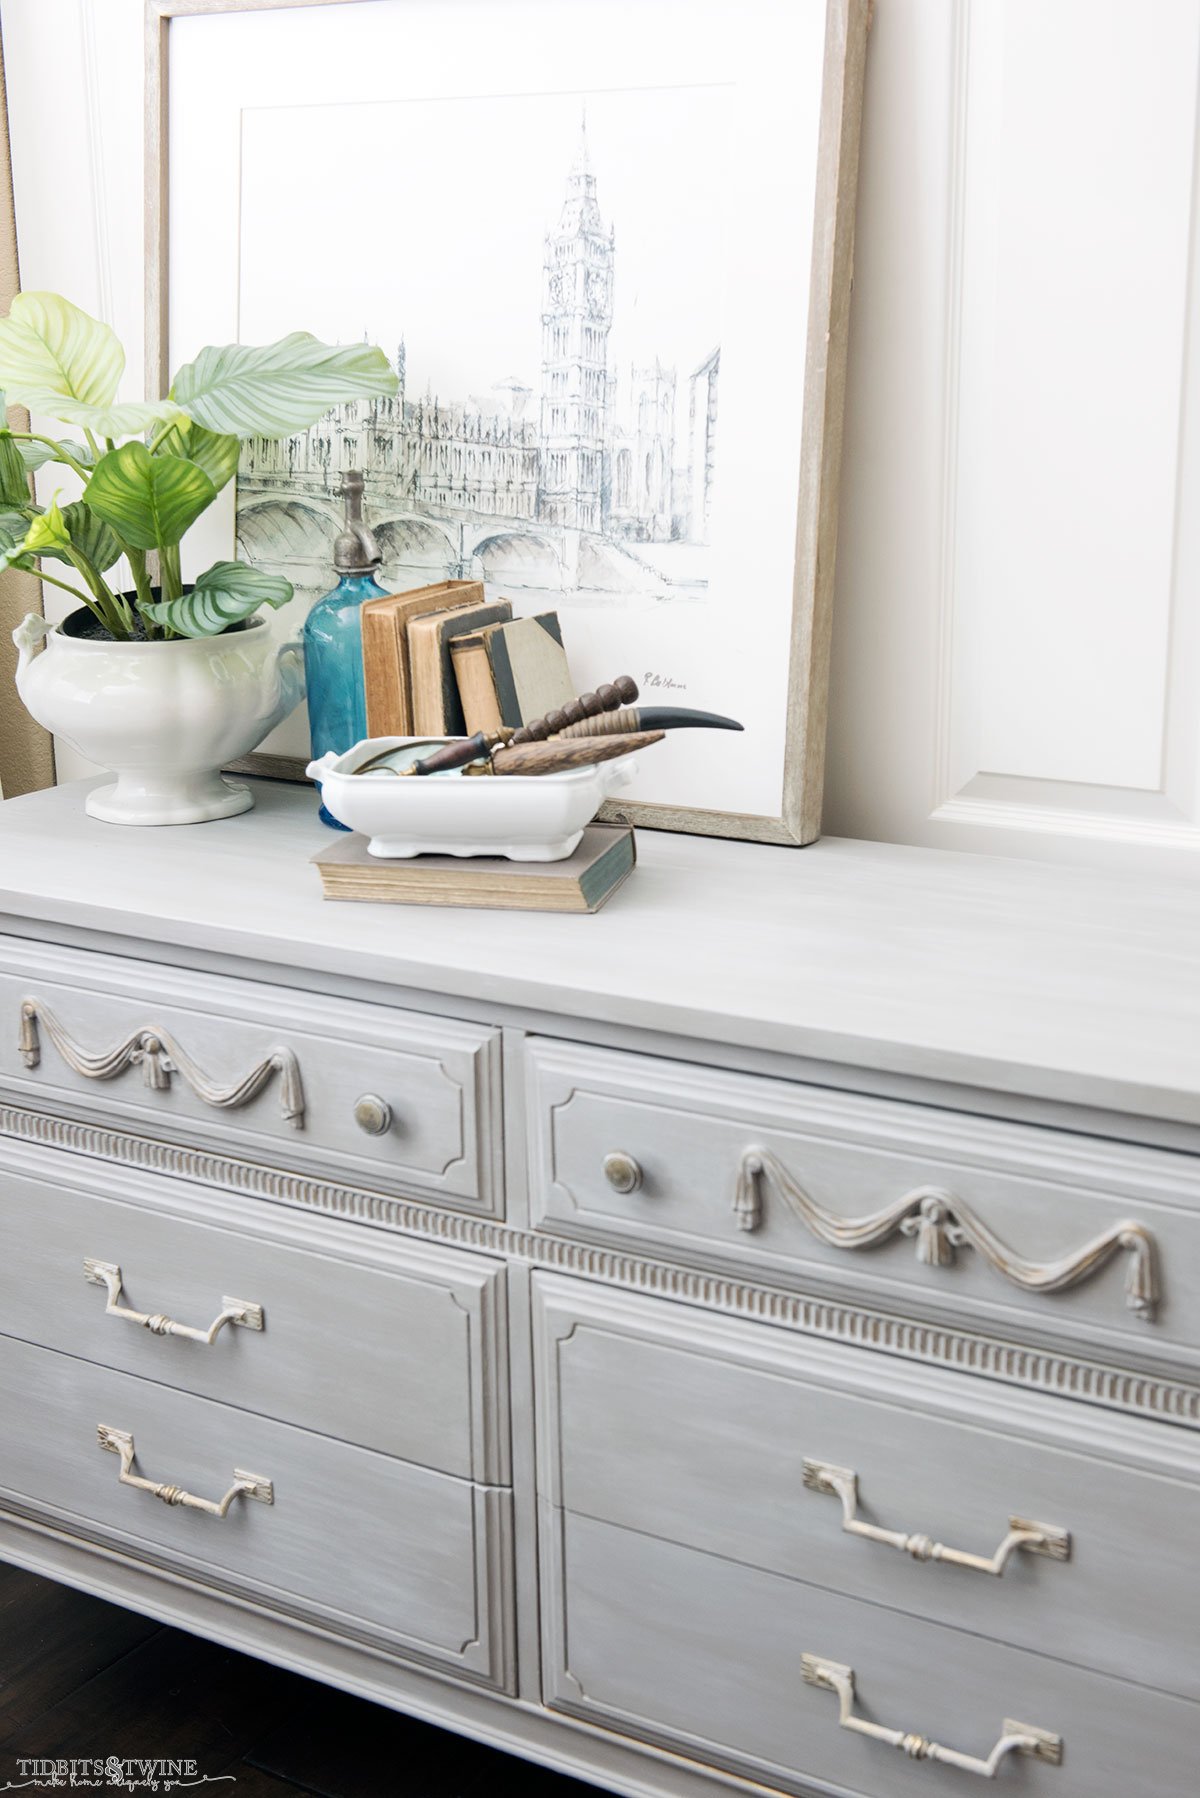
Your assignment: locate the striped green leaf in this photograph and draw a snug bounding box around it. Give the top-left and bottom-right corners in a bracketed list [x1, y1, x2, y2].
[143, 560, 293, 638]
[1, 498, 75, 572]
[43, 502, 123, 573]
[13, 435, 92, 474]
[52, 396, 180, 436]
[154, 417, 241, 494]
[170, 332, 397, 439]
[0, 432, 28, 507]
[21, 498, 71, 557]
[0, 291, 123, 410]
[84, 441, 216, 551]
[0, 507, 33, 570]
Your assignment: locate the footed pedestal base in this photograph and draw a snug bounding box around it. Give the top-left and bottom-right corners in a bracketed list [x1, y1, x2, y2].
[85, 772, 253, 826]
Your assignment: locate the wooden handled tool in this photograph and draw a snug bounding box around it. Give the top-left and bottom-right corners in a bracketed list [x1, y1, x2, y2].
[552, 705, 743, 738]
[395, 674, 641, 775]
[373, 728, 664, 778]
[476, 732, 664, 776]
[508, 676, 638, 744]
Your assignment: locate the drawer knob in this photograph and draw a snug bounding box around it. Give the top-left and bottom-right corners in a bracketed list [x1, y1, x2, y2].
[83, 1259, 264, 1344]
[801, 1655, 1062, 1777]
[354, 1093, 394, 1136]
[18, 998, 305, 1127]
[97, 1425, 274, 1519]
[736, 1148, 1160, 1319]
[603, 1151, 643, 1194]
[802, 1460, 1071, 1576]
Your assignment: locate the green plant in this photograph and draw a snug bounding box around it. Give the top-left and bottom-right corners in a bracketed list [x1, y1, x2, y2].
[0, 292, 397, 640]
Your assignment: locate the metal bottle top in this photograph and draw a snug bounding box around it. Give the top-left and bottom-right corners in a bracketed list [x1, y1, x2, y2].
[333, 469, 382, 574]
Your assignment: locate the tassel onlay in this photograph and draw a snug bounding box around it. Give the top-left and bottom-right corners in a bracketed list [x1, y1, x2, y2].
[18, 1001, 39, 1069]
[1120, 1224, 1160, 1318]
[273, 1050, 305, 1129]
[733, 1151, 764, 1232]
[910, 1194, 958, 1268]
[137, 1033, 172, 1091]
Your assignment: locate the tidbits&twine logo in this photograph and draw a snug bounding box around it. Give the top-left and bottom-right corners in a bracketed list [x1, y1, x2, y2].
[2, 1762, 233, 1792]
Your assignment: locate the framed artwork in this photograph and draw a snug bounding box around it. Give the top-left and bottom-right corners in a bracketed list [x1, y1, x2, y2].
[148, 0, 868, 843]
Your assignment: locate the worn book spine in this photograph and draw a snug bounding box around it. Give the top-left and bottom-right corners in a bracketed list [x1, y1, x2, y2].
[410, 601, 513, 736]
[484, 613, 572, 727]
[450, 632, 504, 734]
[362, 580, 475, 736]
[361, 606, 408, 737]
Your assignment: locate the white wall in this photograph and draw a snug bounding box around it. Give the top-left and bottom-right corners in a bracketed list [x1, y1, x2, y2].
[5, 0, 1200, 871]
[3, 0, 143, 786]
[827, 0, 1200, 872]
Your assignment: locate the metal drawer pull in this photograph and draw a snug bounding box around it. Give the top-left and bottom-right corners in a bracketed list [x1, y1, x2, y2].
[96, 1425, 273, 1518]
[735, 1148, 1159, 1319]
[803, 1460, 1070, 1575]
[83, 1259, 264, 1344]
[19, 998, 305, 1128]
[801, 1656, 1062, 1778]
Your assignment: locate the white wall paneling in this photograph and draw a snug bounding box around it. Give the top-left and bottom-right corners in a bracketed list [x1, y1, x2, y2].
[3, 0, 145, 784]
[5, 0, 1200, 868]
[827, 0, 1200, 871]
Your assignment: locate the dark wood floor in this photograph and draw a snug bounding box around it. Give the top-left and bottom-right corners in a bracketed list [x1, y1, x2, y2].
[0, 1561, 599, 1795]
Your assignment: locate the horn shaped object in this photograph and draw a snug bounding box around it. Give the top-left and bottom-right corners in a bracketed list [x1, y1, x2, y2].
[552, 705, 743, 738]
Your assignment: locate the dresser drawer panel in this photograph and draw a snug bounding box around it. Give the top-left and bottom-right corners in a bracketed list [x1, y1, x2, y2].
[533, 1277, 1200, 1700]
[0, 939, 502, 1213]
[542, 1508, 1198, 1798]
[526, 1037, 1197, 1360]
[0, 1157, 509, 1482]
[0, 1336, 513, 1690]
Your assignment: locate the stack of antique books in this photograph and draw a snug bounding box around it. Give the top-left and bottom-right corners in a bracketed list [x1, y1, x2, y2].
[361, 578, 578, 739]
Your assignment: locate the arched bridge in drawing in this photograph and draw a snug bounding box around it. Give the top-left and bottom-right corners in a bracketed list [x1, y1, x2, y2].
[236, 479, 588, 591]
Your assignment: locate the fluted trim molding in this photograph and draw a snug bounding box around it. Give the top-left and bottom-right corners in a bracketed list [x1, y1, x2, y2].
[0, 1101, 1195, 1429]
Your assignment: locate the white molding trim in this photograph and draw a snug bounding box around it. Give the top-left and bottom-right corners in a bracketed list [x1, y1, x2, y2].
[79, 0, 115, 329]
[931, 0, 973, 814]
[932, 794, 1200, 850]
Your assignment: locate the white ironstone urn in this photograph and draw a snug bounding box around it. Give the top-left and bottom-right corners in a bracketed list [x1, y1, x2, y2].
[13, 610, 305, 826]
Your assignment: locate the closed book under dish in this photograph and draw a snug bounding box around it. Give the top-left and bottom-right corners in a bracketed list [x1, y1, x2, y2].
[312, 824, 636, 912]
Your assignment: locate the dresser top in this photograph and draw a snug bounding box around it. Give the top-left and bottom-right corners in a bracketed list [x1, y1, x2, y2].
[1, 778, 1196, 1126]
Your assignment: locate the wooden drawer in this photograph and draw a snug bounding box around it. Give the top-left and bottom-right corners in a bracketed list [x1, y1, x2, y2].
[533, 1276, 1200, 1701]
[526, 1037, 1198, 1367]
[0, 938, 502, 1214]
[541, 1507, 1198, 1798]
[0, 1336, 513, 1691]
[0, 1146, 509, 1482]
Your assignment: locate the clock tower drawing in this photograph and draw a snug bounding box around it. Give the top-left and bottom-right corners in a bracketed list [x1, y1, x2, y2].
[538, 119, 614, 532]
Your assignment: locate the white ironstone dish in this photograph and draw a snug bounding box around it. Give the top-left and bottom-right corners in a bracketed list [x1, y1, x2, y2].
[306, 737, 639, 860]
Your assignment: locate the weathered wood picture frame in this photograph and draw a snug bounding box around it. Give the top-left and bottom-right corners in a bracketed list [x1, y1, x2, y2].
[147, 0, 869, 845]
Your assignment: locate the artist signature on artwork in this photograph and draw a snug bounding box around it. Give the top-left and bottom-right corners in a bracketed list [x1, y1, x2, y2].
[642, 672, 687, 692]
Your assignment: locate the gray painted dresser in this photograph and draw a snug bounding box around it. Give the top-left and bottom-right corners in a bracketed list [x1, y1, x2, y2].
[0, 778, 1197, 1796]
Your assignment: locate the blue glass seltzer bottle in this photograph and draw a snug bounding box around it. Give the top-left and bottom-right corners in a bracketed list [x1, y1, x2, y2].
[303, 469, 388, 828]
